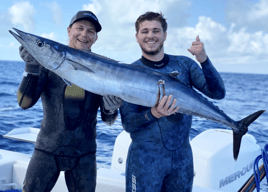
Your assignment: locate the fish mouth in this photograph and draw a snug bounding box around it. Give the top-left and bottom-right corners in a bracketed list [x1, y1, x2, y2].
[8, 28, 38, 58]
[9, 28, 66, 71]
[9, 28, 25, 46]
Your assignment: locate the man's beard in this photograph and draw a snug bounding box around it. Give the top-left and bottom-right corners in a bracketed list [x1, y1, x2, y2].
[141, 42, 164, 55]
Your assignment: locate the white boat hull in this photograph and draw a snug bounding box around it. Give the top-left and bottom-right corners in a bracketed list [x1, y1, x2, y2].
[0, 128, 261, 192]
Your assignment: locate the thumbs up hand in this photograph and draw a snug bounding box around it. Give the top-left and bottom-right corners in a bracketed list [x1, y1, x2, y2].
[187, 35, 207, 63]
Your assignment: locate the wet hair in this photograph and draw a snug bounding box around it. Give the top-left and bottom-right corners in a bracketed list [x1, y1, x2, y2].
[135, 12, 167, 33]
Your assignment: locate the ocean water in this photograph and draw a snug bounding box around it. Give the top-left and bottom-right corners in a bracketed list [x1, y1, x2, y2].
[0, 60, 267, 191]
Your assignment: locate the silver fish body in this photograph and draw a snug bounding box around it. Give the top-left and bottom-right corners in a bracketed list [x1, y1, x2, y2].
[10, 28, 265, 160]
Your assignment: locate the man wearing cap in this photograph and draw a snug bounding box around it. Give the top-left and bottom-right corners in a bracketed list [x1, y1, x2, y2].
[18, 11, 122, 192]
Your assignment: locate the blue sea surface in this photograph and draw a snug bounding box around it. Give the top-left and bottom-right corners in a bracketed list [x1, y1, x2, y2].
[0, 60, 267, 191]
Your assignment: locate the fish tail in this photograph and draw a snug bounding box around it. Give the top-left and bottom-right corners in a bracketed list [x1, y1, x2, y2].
[233, 110, 265, 161]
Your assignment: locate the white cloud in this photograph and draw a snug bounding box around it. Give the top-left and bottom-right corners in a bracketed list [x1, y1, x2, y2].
[52, 0, 267, 68]
[226, 0, 268, 32]
[82, 0, 191, 63]
[0, 0, 267, 73]
[0, 41, 18, 49]
[83, 0, 102, 15]
[228, 28, 268, 55]
[45, 1, 63, 27]
[171, 16, 227, 43]
[8, 42, 15, 47]
[41, 32, 57, 41]
[8, 1, 35, 32]
[164, 16, 228, 59]
[82, 0, 268, 67]
[248, 0, 268, 21]
[164, 15, 268, 66]
[83, 0, 190, 25]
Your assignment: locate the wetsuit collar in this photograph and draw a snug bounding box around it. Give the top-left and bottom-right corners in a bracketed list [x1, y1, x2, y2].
[140, 54, 169, 69]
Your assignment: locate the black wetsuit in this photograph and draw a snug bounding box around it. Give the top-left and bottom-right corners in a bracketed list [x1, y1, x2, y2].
[18, 63, 117, 191]
[120, 54, 225, 192]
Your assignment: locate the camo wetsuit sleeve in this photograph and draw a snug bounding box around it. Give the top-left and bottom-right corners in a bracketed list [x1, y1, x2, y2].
[100, 99, 118, 126]
[17, 65, 48, 109]
[189, 57, 225, 99]
[120, 101, 157, 133]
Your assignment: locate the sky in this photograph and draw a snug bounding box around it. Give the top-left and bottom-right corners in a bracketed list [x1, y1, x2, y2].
[0, 0, 268, 74]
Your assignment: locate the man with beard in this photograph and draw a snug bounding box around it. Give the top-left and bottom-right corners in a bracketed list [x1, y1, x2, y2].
[18, 10, 122, 192]
[120, 12, 225, 192]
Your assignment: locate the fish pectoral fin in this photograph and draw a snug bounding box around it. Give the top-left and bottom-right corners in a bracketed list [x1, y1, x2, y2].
[66, 59, 95, 73]
[169, 71, 181, 79]
[62, 78, 72, 86]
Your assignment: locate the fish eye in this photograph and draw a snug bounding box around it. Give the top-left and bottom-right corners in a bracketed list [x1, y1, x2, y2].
[36, 40, 44, 47]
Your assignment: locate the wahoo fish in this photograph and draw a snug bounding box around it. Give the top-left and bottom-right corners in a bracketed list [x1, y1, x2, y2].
[9, 28, 265, 160]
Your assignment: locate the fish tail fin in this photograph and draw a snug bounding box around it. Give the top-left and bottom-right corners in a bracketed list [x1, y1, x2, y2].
[233, 110, 265, 161]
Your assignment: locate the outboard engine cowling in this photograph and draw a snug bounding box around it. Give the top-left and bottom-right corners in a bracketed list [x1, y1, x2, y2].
[191, 129, 261, 192]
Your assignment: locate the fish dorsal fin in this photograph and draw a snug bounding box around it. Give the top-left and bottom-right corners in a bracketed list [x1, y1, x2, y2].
[169, 71, 181, 79]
